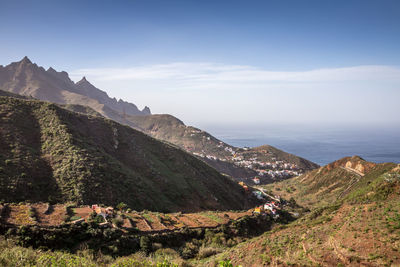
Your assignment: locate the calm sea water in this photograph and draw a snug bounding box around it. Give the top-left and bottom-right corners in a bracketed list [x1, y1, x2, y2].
[203, 124, 400, 166]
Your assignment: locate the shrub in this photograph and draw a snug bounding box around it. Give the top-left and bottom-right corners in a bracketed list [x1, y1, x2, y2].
[116, 202, 128, 211]
[153, 248, 179, 259]
[156, 260, 178, 267]
[93, 215, 105, 224]
[28, 207, 37, 222]
[197, 246, 221, 259]
[140, 236, 152, 254]
[112, 217, 124, 228]
[180, 242, 198, 259]
[88, 211, 97, 220]
[288, 197, 297, 207]
[69, 216, 81, 221]
[219, 259, 234, 267]
[152, 242, 163, 251]
[37, 253, 97, 267]
[110, 257, 146, 267]
[226, 239, 236, 247]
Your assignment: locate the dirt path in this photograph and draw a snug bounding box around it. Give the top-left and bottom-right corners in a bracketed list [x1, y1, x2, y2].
[337, 175, 361, 199]
[302, 241, 323, 266]
[329, 236, 350, 265]
[340, 166, 364, 177]
[329, 236, 376, 266]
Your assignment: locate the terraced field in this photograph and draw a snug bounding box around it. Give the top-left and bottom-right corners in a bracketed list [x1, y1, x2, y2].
[0, 203, 251, 232]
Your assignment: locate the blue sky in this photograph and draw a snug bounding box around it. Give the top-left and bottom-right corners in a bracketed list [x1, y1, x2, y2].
[1, 0, 400, 126]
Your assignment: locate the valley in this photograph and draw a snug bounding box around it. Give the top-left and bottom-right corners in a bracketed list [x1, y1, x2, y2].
[0, 58, 398, 266]
[0, 57, 319, 185]
[2, 146, 398, 266]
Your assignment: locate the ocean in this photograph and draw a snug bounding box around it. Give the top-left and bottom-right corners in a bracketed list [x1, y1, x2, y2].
[203, 124, 400, 166]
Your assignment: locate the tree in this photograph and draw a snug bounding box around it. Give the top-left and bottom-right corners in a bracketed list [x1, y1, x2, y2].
[140, 236, 152, 254]
[288, 197, 297, 207]
[116, 202, 128, 211]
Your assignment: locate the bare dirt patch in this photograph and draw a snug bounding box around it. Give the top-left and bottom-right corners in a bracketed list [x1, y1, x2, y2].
[32, 203, 67, 226]
[72, 206, 93, 221]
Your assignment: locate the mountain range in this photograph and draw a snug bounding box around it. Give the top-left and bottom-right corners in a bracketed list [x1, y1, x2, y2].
[0, 57, 399, 266]
[0, 57, 318, 183]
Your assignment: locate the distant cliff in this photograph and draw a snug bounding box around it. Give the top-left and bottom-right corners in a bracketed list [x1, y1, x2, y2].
[0, 57, 150, 118]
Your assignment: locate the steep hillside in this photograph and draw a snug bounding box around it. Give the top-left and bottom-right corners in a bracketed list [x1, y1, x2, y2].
[0, 96, 252, 212]
[263, 156, 381, 208]
[0, 89, 31, 99]
[204, 162, 400, 266]
[127, 114, 319, 182]
[0, 57, 318, 183]
[62, 103, 104, 117]
[251, 145, 318, 170]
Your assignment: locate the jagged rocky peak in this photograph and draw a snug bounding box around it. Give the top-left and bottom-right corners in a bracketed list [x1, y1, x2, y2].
[77, 76, 89, 84]
[47, 67, 70, 78]
[1, 57, 152, 117]
[11, 56, 39, 75]
[14, 56, 35, 70]
[47, 67, 57, 73]
[142, 106, 151, 115]
[20, 56, 32, 64]
[75, 76, 102, 93]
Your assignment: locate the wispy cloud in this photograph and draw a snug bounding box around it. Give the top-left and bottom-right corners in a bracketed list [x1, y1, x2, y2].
[70, 63, 400, 125]
[71, 63, 400, 89]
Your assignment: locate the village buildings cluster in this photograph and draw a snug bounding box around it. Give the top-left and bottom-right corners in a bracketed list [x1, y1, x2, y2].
[191, 141, 303, 184]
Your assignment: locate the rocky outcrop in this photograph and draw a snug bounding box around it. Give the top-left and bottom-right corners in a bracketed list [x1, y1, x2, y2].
[0, 57, 150, 117]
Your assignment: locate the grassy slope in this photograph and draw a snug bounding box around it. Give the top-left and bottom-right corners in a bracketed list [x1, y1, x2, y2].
[126, 114, 319, 171]
[0, 96, 250, 212]
[251, 145, 319, 170]
[263, 156, 379, 208]
[202, 162, 400, 266]
[0, 89, 31, 99]
[0, 236, 185, 267]
[62, 104, 103, 117]
[2, 164, 399, 267]
[126, 114, 232, 156]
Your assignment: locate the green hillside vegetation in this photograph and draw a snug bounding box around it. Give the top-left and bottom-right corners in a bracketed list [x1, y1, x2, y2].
[263, 156, 381, 208]
[202, 163, 400, 266]
[126, 114, 233, 158]
[126, 114, 319, 180]
[1, 159, 398, 266]
[62, 103, 103, 117]
[126, 114, 319, 171]
[0, 89, 31, 99]
[0, 237, 182, 267]
[251, 145, 318, 171]
[0, 89, 102, 118]
[0, 96, 251, 212]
